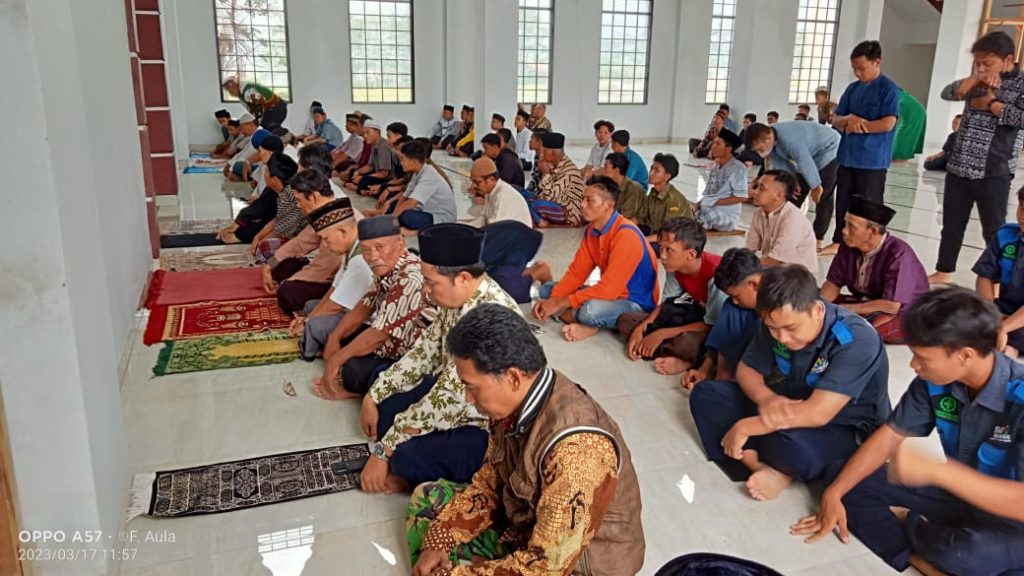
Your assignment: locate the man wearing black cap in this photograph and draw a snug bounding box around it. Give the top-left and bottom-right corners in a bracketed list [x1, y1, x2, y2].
[313, 215, 436, 400]
[481, 133, 525, 187]
[521, 132, 585, 226]
[822, 195, 929, 344]
[744, 121, 840, 249]
[359, 224, 521, 494]
[447, 105, 475, 157]
[217, 152, 298, 245]
[695, 129, 749, 233]
[428, 104, 459, 149]
[213, 109, 233, 152]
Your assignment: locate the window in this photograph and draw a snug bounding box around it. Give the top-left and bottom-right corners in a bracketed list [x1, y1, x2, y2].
[518, 0, 554, 104]
[348, 0, 415, 103]
[705, 0, 736, 103]
[788, 0, 841, 103]
[215, 0, 291, 102]
[598, 0, 653, 104]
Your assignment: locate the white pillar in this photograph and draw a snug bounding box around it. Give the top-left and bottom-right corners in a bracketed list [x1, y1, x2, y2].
[924, 0, 985, 149]
[481, 0, 519, 143]
[830, 0, 885, 92]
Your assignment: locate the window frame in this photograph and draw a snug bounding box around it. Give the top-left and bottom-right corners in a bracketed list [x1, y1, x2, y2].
[705, 0, 737, 104]
[788, 0, 842, 105]
[213, 0, 293, 104]
[597, 0, 654, 106]
[347, 0, 417, 104]
[517, 0, 556, 105]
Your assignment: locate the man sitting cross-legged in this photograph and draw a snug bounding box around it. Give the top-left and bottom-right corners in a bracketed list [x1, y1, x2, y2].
[313, 215, 436, 400]
[690, 265, 891, 501]
[408, 304, 645, 576]
[746, 170, 818, 273]
[359, 223, 521, 495]
[681, 248, 763, 391]
[821, 195, 929, 344]
[521, 132, 585, 227]
[792, 287, 1024, 576]
[637, 153, 692, 239]
[617, 217, 727, 376]
[974, 188, 1024, 358]
[602, 151, 647, 225]
[531, 176, 659, 343]
[694, 128, 748, 233]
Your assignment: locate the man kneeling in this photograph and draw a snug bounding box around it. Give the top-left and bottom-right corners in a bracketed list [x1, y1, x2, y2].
[690, 265, 891, 500]
[792, 287, 1024, 576]
[409, 304, 645, 576]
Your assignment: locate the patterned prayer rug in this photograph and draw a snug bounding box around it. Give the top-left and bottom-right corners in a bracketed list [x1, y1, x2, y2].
[159, 247, 254, 272]
[144, 268, 267, 308]
[132, 444, 370, 518]
[160, 233, 224, 249]
[152, 331, 299, 375]
[159, 219, 233, 235]
[144, 298, 292, 345]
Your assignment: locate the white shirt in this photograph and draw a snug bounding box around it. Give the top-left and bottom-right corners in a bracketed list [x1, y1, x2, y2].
[330, 254, 374, 309]
[586, 141, 612, 169]
[465, 179, 533, 229]
[516, 127, 535, 163]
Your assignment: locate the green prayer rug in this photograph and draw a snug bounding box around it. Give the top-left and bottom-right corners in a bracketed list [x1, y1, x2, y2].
[153, 331, 300, 376]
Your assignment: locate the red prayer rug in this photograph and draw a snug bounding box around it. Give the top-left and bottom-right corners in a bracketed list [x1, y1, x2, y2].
[144, 268, 267, 308]
[143, 298, 292, 345]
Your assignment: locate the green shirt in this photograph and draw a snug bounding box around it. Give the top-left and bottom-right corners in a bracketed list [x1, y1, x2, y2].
[241, 82, 278, 116]
[641, 183, 692, 233]
[617, 178, 647, 222]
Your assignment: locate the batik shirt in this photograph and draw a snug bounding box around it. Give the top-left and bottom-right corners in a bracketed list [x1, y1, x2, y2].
[360, 251, 437, 360]
[369, 278, 520, 452]
[420, 368, 620, 576]
[527, 116, 551, 131]
[943, 67, 1024, 179]
[272, 187, 308, 238]
[538, 156, 585, 226]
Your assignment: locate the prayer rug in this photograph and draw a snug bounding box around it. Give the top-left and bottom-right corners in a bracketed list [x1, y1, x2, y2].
[144, 268, 267, 308]
[185, 152, 228, 172]
[143, 298, 292, 345]
[183, 166, 225, 174]
[159, 246, 253, 272]
[160, 233, 224, 249]
[159, 219, 233, 235]
[127, 443, 370, 519]
[152, 331, 299, 376]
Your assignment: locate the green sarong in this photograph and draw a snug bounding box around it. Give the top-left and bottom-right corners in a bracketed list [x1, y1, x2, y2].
[406, 479, 512, 566]
[893, 88, 926, 160]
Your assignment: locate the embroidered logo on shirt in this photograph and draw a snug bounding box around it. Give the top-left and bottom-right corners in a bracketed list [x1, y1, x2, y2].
[1003, 243, 1017, 260]
[991, 424, 1013, 444]
[772, 341, 791, 360]
[810, 357, 829, 374]
[934, 395, 961, 424]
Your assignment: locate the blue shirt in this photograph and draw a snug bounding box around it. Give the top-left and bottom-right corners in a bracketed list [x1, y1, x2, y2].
[890, 353, 1024, 480]
[768, 121, 841, 188]
[705, 300, 759, 370]
[724, 117, 738, 133]
[315, 119, 346, 151]
[743, 301, 892, 437]
[835, 73, 900, 170]
[972, 223, 1024, 315]
[625, 147, 649, 189]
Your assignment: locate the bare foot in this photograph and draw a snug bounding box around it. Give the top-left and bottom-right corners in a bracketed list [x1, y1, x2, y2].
[654, 357, 689, 375]
[746, 466, 792, 501]
[524, 261, 553, 283]
[817, 243, 839, 256]
[312, 376, 358, 401]
[562, 323, 599, 342]
[537, 219, 551, 229]
[928, 271, 953, 285]
[220, 232, 240, 244]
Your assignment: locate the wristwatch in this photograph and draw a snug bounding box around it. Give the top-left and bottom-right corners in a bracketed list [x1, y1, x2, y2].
[372, 441, 391, 463]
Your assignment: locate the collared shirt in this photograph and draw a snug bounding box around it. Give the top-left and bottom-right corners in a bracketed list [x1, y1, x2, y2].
[270, 225, 343, 285]
[315, 119, 345, 150]
[835, 73, 901, 169]
[516, 127, 535, 163]
[465, 179, 533, 229]
[616, 178, 648, 222]
[746, 201, 818, 273]
[767, 121, 841, 188]
[625, 147, 649, 189]
[369, 278, 521, 451]
[527, 115, 551, 131]
[338, 132, 364, 159]
[889, 352, 1024, 479]
[744, 301, 892, 437]
[698, 157, 748, 227]
[943, 67, 1024, 179]
[406, 164, 457, 224]
[369, 139, 395, 174]
[507, 367, 555, 436]
[854, 234, 886, 293]
[359, 251, 437, 359]
[495, 147, 526, 187]
[640, 183, 692, 234]
[973, 223, 1024, 315]
[586, 141, 612, 169]
[550, 212, 660, 311]
[329, 241, 374, 310]
[429, 116, 459, 140]
[539, 156, 586, 226]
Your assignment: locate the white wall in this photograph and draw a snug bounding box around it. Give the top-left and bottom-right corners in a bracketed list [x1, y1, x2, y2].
[924, 0, 985, 149]
[879, 2, 938, 107]
[166, 0, 892, 150]
[0, 0, 148, 573]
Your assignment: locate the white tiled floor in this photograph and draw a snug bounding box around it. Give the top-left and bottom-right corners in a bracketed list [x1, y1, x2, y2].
[128, 144, 1007, 575]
